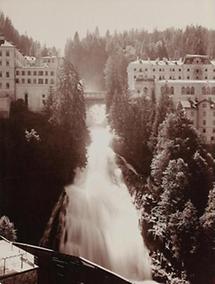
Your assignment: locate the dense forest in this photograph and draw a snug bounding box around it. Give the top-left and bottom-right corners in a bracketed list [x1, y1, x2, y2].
[65, 25, 215, 91]
[0, 11, 59, 56]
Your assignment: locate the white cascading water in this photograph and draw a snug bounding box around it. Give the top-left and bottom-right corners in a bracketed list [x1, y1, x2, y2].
[59, 104, 152, 282]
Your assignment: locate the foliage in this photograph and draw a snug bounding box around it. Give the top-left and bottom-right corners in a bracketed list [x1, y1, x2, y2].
[49, 59, 88, 169]
[110, 94, 155, 177]
[0, 215, 17, 241]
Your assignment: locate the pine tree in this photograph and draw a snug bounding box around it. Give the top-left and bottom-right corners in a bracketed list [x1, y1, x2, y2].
[50, 59, 88, 170]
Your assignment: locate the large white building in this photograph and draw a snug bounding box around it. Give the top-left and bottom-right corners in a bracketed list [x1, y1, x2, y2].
[127, 55, 215, 144]
[0, 37, 61, 117]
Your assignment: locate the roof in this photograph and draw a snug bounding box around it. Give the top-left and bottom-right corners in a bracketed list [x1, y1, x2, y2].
[157, 80, 215, 84]
[129, 59, 183, 67]
[0, 40, 14, 47]
[0, 238, 37, 278]
[180, 100, 191, 109]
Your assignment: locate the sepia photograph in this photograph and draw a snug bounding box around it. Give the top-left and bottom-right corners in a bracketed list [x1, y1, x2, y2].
[0, 0, 214, 283]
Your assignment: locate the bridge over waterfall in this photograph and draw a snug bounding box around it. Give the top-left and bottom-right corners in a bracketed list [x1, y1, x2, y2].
[84, 91, 106, 106]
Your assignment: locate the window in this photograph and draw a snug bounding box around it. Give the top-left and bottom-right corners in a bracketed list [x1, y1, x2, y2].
[191, 86, 195, 94]
[38, 70, 43, 76]
[211, 137, 214, 141]
[22, 71, 25, 76]
[179, 69, 181, 72]
[0, 82, 2, 88]
[159, 68, 162, 72]
[22, 78, 25, 84]
[187, 68, 190, 72]
[16, 70, 19, 76]
[202, 87, 206, 95]
[205, 69, 208, 72]
[6, 83, 10, 89]
[203, 120, 206, 125]
[0, 51, 2, 56]
[213, 128, 215, 133]
[181, 87, 185, 94]
[24, 94, 28, 107]
[28, 71, 31, 76]
[179, 76, 181, 79]
[169, 76, 172, 80]
[139, 68, 142, 72]
[187, 76, 190, 79]
[143, 87, 148, 94]
[6, 61, 9, 66]
[6, 72, 9, 78]
[0, 71, 2, 77]
[153, 68, 155, 72]
[186, 87, 190, 94]
[202, 128, 206, 133]
[134, 75, 136, 79]
[51, 71, 54, 76]
[170, 86, 174, 95]
[16, 78, 19, 83]
[27, 79, 31, 84]
[6, 51, 10, 57]
[45, 78, 48, 84]
[33, 71, 37, 76]
[205, 76, 208, 80]
[0, 61, 2, 66]
[42, 94, 46, 98]
[38, 78, 43, 84]
[45, 71, 48, 76]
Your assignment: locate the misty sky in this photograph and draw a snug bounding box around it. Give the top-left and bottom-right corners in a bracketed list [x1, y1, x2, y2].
[0, 0, 214, 51]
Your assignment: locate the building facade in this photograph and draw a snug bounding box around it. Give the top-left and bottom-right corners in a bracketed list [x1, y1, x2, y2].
[127, 55, 215, 144]
[0, 37, 60, 117]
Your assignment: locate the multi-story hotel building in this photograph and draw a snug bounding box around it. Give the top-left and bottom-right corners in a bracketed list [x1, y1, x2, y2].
[127, 55, 215, 144]
[0, 36, 61, 117]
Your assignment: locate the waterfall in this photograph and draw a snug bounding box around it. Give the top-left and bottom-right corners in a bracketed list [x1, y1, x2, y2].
[59, 105, 152, 282]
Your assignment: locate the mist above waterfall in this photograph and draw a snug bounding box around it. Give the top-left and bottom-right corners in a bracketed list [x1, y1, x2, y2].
[59, 104, 152, 281]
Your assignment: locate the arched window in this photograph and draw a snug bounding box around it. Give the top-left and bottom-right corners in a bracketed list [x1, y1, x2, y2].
[181, 87, 185, 95]
[191, 86, 195, 95]
[202, 86, 206, 95]
[186, 87, 190, 95]
[170, 86, 174, 95]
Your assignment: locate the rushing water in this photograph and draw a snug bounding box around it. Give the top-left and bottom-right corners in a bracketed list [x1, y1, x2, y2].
[59, 104, 152, 282]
